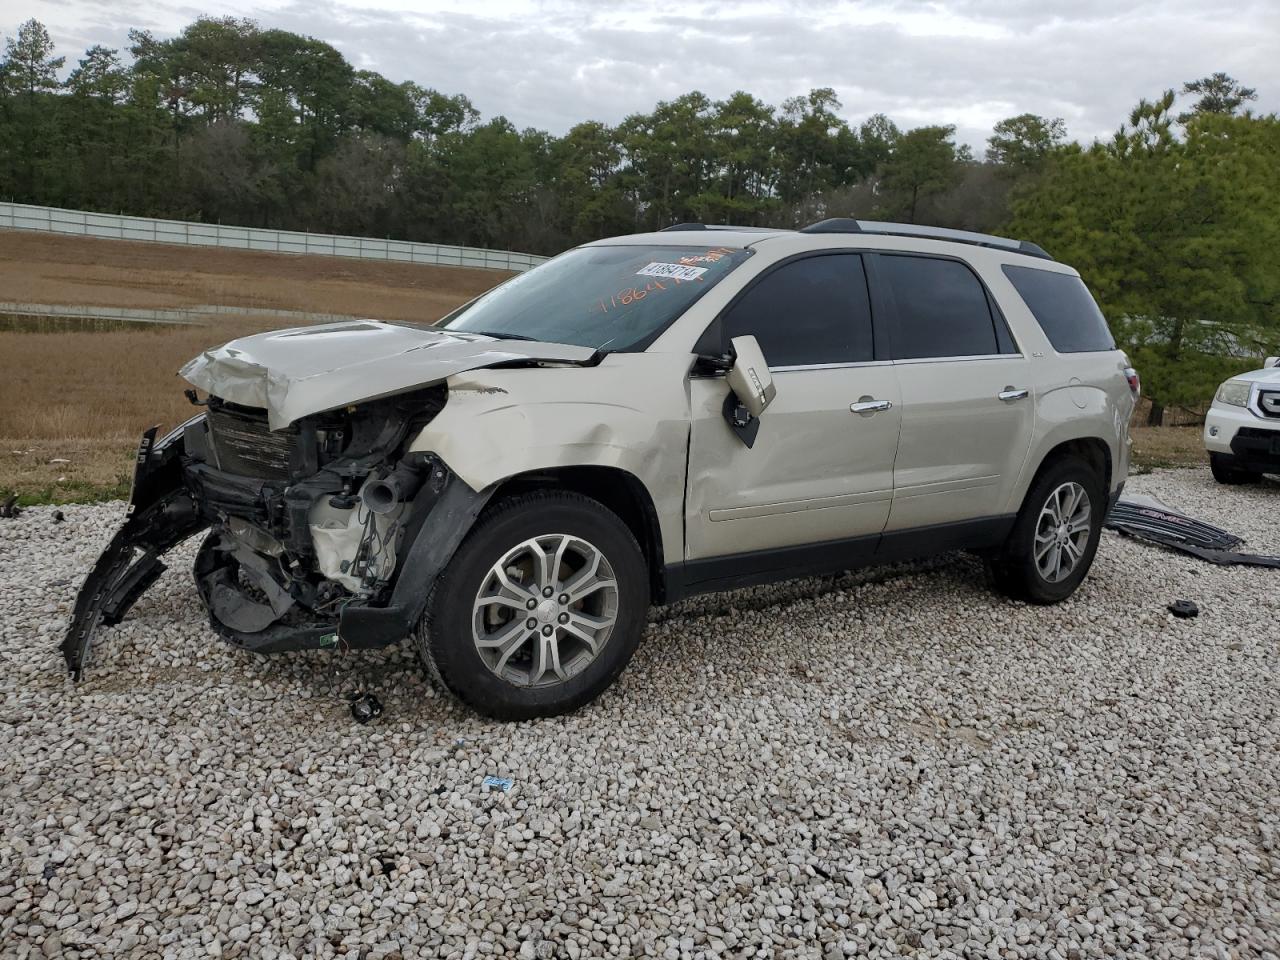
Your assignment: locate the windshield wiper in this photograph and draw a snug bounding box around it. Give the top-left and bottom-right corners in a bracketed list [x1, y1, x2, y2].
[463, 329, 541, 342]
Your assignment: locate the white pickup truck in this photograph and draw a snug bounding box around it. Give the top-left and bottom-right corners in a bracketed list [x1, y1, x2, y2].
[1205, 357, 1280, 483]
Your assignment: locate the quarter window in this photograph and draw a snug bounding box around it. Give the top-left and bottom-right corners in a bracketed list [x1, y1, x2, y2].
[1002, 264, 1115, 353]
[880, 255, 1001, 360]
[717, 254, 874, 366]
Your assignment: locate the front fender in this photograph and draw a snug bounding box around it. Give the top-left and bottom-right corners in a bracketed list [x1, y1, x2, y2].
[408, 356, 691, 564]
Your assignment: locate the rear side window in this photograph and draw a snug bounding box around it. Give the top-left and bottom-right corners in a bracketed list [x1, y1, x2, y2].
[879, 255, 1000, 359]
[1002, 265, 1116, 353]
[717, 253, 874, 366]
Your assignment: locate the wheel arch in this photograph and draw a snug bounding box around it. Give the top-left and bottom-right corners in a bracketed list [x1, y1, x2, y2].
[1022, 436, 1113, 510]
[489, 465, 668, 604]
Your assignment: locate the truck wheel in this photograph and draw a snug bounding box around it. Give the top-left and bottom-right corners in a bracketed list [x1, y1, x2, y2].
[988, 456, 1105, 604]
[416, 491, 649, 720]
[1209, 452, 1259, 485]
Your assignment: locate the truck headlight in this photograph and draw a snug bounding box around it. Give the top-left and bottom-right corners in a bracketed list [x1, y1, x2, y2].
[1214, 380, 1251, 408]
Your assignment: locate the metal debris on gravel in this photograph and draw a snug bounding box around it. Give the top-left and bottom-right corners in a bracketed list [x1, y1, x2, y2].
[1, 468, 1277, 959]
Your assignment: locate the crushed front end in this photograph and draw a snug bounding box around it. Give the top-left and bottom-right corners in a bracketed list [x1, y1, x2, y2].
[62, 385, 486, 679]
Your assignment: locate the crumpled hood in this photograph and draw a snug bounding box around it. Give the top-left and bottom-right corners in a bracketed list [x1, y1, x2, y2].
[180, 321, 598, 430]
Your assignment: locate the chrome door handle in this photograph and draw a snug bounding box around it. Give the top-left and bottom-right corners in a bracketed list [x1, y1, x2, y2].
[998, 387, 1029, 402]
[850, 398, 893, 415]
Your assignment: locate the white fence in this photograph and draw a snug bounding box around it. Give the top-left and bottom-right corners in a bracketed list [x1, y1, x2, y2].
[0, 201, 548, 273]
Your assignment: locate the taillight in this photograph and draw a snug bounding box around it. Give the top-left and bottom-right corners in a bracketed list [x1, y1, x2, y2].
[1124, 366, 1140, 397]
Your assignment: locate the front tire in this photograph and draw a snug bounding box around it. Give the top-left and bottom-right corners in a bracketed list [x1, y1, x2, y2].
[417, 491, 649, 720]
[1209, 452, 1260, 485]
[988, 456, 1106, 604]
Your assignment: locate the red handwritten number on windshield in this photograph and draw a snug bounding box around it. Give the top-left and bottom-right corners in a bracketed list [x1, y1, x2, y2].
[592, 251, 730, 315]
[597, 278, 683, 314]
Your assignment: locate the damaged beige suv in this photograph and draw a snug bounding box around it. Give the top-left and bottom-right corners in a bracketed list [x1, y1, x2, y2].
[66, 220, 1139, 719]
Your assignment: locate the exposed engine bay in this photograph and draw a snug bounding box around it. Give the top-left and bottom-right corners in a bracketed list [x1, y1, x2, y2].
[187, 388, 443, 644]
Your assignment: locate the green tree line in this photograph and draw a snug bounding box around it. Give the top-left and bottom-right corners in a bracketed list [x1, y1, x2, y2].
[0, 16, 1034, 249]
[1010, 77, 1280, 423]
[2, 18, 1277, 419]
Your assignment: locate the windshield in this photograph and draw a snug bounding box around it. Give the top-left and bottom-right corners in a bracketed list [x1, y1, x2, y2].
[441, 243, 753, 351]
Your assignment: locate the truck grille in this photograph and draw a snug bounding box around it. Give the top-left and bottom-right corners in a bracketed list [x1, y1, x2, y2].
[206, 405, 297, 481]
[1259, 390, 1280, 419]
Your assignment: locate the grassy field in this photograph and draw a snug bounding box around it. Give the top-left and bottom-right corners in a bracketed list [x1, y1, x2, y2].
[0, 230, 507, 503]
[0, 230, 1209, 504]
[1129, 426, 1204, 472]
[0, 230, 506, 319]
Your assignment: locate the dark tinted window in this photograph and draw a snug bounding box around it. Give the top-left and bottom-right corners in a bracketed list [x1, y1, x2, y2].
[880, 255, 1000, 359]
[1002, 264, 1116, 353]
[991, 300, 1019, 354]
[719, 254, 873, 366]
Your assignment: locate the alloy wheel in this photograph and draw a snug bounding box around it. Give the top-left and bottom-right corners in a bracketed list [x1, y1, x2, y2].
[471, 534, 619, 687]
[1033, 481, 1092, 583]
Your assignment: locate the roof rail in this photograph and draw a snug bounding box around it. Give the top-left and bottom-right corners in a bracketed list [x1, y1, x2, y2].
[800, 218, 1053, 260]
[659, 222, 783, 234]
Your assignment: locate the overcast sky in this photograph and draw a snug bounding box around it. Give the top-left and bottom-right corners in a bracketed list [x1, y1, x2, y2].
[6, 0, 1278, 152]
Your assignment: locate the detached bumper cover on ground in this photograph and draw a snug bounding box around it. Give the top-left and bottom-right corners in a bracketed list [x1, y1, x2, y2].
[1105, 494, 1280, 569]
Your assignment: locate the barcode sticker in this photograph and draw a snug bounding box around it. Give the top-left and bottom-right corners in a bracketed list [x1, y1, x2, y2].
[637, 262, 707, 281]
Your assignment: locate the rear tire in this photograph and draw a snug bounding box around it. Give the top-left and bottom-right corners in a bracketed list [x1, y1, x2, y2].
[416, 491, 648, 720]
[1209, 452, 1260, 485]
[988, 456, 1106, 604]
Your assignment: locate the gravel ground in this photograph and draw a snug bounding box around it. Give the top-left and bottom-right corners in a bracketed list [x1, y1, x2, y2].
[1, 468, 1278, 960]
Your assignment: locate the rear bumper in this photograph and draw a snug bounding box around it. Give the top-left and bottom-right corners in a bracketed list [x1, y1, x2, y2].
[1108, 480, 1126, 512]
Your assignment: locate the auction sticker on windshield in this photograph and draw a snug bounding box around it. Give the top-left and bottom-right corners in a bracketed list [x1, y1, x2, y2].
[637, 262, 707, 281]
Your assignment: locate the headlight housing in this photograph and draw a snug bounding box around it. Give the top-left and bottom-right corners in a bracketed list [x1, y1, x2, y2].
[1214, 379, 1252, 408]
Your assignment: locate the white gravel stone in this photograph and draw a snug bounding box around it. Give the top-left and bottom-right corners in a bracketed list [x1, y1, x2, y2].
[1, 467, 1278, 958]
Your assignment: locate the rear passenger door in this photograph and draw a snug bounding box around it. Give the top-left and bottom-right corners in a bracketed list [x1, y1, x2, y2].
[685, 253, 901, 563]
[873, 253, 1034, 531]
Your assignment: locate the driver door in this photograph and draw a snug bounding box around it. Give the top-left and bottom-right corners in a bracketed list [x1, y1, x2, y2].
[684, 253, 901, 566]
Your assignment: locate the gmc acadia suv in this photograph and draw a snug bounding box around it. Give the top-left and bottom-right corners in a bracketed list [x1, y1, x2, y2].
[64, 219, 1139, 719]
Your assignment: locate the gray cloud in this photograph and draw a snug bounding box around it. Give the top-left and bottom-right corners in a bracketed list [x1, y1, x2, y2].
[9, 0, 1279, 152]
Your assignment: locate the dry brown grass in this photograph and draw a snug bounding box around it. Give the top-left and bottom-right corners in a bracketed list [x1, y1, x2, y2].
[0, 230, 508, 321]
[1130, 425, 1205, 471]
[1, 317, 313, 502]
[0, 230, 509, 503]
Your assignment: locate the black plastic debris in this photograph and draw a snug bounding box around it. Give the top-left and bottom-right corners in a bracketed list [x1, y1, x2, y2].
[350, 691, 383, 724]
[1167, 599, 1200, 618]
[1106, 496, 1280, 569]
[1, 494, 19, 518]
